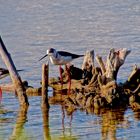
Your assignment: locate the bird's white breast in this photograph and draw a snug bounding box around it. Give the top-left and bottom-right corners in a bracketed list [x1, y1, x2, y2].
[49, 55, 72, 65]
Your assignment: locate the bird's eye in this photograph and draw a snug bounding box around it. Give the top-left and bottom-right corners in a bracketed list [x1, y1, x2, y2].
[49, 48, 54, 53]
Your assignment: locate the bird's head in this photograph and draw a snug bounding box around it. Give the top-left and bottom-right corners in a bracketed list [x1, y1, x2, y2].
[39, 48, 56, 61]
[47, 48, 56, 56]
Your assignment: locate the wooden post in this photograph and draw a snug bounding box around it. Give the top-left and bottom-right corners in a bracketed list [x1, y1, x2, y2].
[41, 63, 49, 108]
[41, 63, 50, 138]
[0, 36, 29, 106]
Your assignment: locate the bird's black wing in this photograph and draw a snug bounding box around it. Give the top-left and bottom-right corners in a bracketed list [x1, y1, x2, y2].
[0, 68, 24, 79]
[0, 68, 9, 79]
[0, 68, 9, 75]
[58, 51, 84, 59]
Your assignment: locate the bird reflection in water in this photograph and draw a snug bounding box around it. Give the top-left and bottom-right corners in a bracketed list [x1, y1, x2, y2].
[61, 105, 73, 138]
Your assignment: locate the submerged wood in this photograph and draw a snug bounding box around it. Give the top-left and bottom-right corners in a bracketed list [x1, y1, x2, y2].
[0, 82, 41, 96]
[0, 36, 28, 106]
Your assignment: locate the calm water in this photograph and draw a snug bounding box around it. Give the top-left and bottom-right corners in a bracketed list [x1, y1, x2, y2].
[0, 0, 140, 139]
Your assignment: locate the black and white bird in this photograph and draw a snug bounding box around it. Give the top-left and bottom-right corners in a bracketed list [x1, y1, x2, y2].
[0, 68, 23, 79]
[39, 48, 84, 93]
[0, 68, 24, 103]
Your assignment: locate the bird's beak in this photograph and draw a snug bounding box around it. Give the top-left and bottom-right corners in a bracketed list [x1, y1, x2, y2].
[39, 54, 48, 61]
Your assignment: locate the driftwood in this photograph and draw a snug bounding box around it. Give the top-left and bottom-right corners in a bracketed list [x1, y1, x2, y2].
[0, 36, 29, 106]
[82, 50, 94, 71]
[48, 64, 83, 93]
[81, 50, 94, 85]
[0, 82, 41, 96]
[57, 48, 133, 113]
[123, 65, 140, 111]
[105, 48, 131, 80]
[0, 83, 15, 92]
[96, 55, 106, 75]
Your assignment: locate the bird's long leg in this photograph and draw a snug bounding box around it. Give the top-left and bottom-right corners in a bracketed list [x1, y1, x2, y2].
[65, 65, 71, 95]
[61, 105, 65, 134]
[59, 65, 63, 88]
[0, 87, 2, 104]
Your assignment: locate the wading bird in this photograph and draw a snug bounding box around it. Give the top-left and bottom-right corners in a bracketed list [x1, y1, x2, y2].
[0, 67, 9, 103]
[39, 48, 84, 94]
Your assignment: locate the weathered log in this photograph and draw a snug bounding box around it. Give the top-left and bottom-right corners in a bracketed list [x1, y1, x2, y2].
[41, 63, 49, 108]
[128, 82, 140, 111]
[47, 48, 134, 110]
[82, 50, 94, 71]
[61, 65, 83, 82]
[105, 48, 131, 80]
[0, 36, 29, 106]
[84, 67, 101, 93]
[127, 65, 138, 82]
[125, 65, 140, 89]
[26, 87, 41, 96]
[94, 48, 131, 106]
[0, 82, 41, 96]
[100, 81, 117, 96]
[0, 83, 15, 92]
[96, 55, 106, 75]
[49, 78, 83, 92]
[123, 65, 140, 100]
[81, 50, 94, 85]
